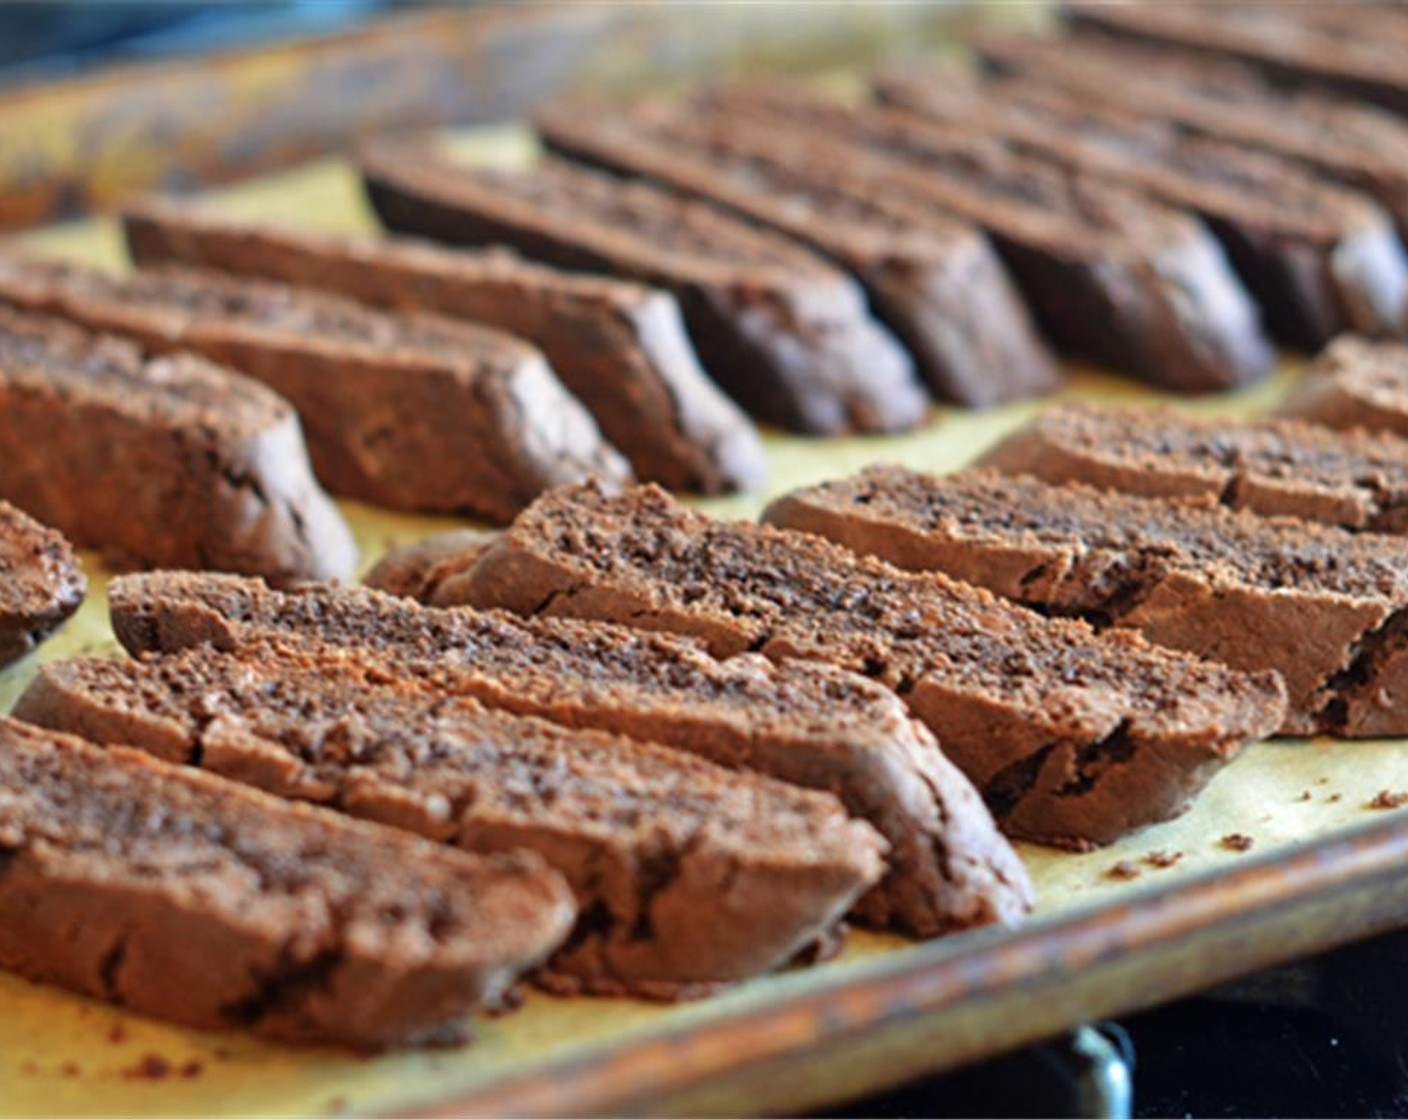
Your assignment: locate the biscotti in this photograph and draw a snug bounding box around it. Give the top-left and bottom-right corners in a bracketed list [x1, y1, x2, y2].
[0, 716, 573, 1048]
[16, 646, 886, 999]
[363, 529, 501, 602]
[694, 84, 1272, 393]
[450, 482, 1286, 848]
[534, 100, 1061, 408]
[0, 502, 85, 666]
[765, 466, 1408, 738]
[873, 71, 1408, 350]
[122, 201, 765, 495]
[0, 306, 355, 582]
[1278, 336, 1408, 439]
[106, 571, 1033, 936]
[360, 145, 929, 435]
[973, 32, 1408, 240]
[0, 255, 629, 520]
[1064, 1, 1408, 119]
[979, 404, 1408, 533]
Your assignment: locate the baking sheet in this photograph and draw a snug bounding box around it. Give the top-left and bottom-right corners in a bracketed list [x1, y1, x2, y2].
[2, 138, 1407, 1119]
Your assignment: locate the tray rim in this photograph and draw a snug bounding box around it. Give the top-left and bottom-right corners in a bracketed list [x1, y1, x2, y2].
[403, 810, 1408, 1117]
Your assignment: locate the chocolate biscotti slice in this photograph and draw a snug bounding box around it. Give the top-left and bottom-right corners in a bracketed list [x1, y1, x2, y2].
[0, 255, 628, 520]
[1064, 1, 1408, 119]
[978, 404, 1408, 533]
[122, 201, 764, 495]
[363, 529, 501, 602]
[0, 716, 573, 1048]
[360, 145, 928, 435]
[1278, 336, 1408, 439]
[765, 466, 1408, 738]
[0, 502, 85, 666]
[452, 482, 1285, 848]
[534, 99, 1060, 408]
[973, 32, 1408, 240]
[695, 84, 1272, 393]
[873, 71, 1408, 350]
[0, 306, 354, 582]
[17, 647, 886, 999]
[106, 571, 1032, 936]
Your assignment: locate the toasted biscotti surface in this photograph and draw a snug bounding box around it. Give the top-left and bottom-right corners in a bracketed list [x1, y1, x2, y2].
[16, 645, 886, 999]
[448, 481, 1285, 848]
[0, 716, 574, 1048]
[105, 570, 1033, 936]
[767, 466, 1408, 737]
[0, 500, 85, 666]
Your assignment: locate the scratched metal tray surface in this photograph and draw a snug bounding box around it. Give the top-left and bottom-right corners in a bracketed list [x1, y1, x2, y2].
[1, 135, 1407, 1119]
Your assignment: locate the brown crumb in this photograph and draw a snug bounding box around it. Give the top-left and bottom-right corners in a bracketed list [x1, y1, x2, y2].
[179, 1060, 203, 1079]
[106, 1023, 127, 1045]
[1368, 789, 1408, 810]
[1317, 777, 1330, 785]
[1220, 833, 1255, 853]
[1297, 790, 1313, 802]
[1328, 793, 1343, 803]
[1106, 860, 1141, 880]
[60, 1063, 80, 1078]
[122, 1054, 171, 1081]
[1143, 850, 1184, 869]
[211, 1047, 234, 1061]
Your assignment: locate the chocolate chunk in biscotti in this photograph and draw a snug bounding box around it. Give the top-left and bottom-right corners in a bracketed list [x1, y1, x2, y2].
[694, 83, 1272, 393]
[359, 145, 929, 435]
[765, 466, 1408, 738]
[445, 481, 1285, 849]
[106, 571, 1031, 937]
[974, 32, 1408, 242]
[533, 99, 1061, 408]
[16, 647, 886, 999]
[122, 201, 764, 495]
[0, 306, 355, 583]
[978, 404, 1408, 534]
[0, 502, 85, 666]
[1064, 1, 1408, 119]
[0, 716, 574, 1048]
[1278, 336, 1408, 439]
[362, 529, 501, 602]
[0, 255, 629, 521]
[872, 70, 1408, 352]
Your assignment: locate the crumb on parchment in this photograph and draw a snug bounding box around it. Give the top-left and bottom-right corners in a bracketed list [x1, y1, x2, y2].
[1106, 860, 1141, 880]
[1219, 833, 1255, 852]
[1143, 850, 1183, 869]
[1368, 789, 1408, 810]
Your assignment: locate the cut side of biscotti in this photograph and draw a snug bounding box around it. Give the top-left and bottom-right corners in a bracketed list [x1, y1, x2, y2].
[106, 570, 1033, 936]
[359, 144, 929, 436]
[534, 99, 1061, 408]
[0, 716, 574, 1048]
[1064, 1, 1408, 119]
[872, 69, 1408, 351]
[446, 481, 1285, 849]
[0, 501, 85, 666]
[694, 83, 1273, 393]
[978, 404, 1408, 533]
[122, 200, 765, 495]
[1278, 336, 1408, 440]
[765, 466, 1408, 738]
[0, 305, 355, 582]
[972, 31, 1408, 241]
[16, 646, 886, 999]
[0, 254, 629, 521]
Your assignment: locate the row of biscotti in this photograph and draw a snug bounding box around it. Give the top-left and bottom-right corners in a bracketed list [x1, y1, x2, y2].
[5, 566, 1042, 1039]
[347, 479, 1288, 849]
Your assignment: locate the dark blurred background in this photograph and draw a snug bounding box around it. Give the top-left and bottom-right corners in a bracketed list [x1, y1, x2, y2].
[0, 1, 395, 85]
